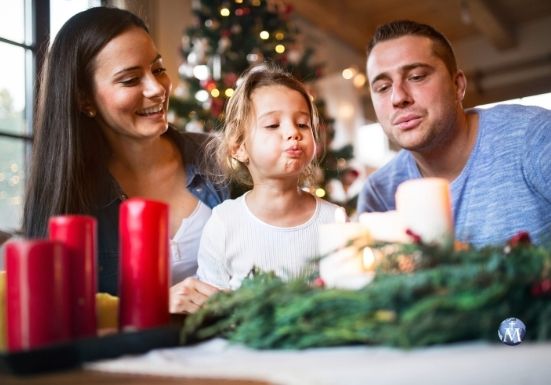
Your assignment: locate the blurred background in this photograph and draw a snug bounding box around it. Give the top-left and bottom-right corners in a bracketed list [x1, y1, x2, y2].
[1, 0, 550, 234]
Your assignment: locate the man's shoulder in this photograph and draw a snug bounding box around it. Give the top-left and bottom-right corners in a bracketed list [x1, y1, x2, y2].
[358, 151, 414, 212]
[475, 104, 551, 148]
[478, 104, 551, 127]
[367, 150, 412, 188]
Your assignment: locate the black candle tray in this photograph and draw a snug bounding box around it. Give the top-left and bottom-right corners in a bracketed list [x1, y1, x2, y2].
[0, 324, 181, 375]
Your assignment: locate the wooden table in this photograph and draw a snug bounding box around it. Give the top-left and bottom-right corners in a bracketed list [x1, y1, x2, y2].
[1, 370, 269, 385]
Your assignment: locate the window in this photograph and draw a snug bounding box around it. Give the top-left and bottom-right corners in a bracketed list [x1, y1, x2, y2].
[0, 0, 38, 232]
[0, 0, 98, 233]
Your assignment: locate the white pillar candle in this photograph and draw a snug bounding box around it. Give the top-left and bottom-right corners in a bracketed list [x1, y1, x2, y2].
[318, 222, 371, 258]
[395, 178, 454, 247]
[358, 210, 409, 243]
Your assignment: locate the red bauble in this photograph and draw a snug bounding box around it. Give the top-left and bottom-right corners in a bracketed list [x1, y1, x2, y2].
[507, 231, 532, 248]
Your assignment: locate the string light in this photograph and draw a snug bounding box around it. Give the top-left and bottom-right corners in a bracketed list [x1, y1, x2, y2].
[342, 67, 356, 80]
[275, 44, 285, 53]
[9, 175, 20, 186]
[315, 188, 326, 198]
[259, 30, 269, 40]
[275, 32, 284, 40]
[210, 88, 220, 97]
[225, 88, 235, 97]
[195, 90, 209, 102]
[353, 73, 367, 88]
[235, 0, 243, 4]
[220, 7, 230, 17]
[192, 64, 210, 80]
[251, 0, 261, 6]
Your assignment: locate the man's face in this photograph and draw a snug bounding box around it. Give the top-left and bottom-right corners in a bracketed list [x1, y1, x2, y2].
[367, 35, 466, 153]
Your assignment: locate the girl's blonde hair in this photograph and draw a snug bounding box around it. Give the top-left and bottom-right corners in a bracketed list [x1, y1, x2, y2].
[211, 63, 321, 188]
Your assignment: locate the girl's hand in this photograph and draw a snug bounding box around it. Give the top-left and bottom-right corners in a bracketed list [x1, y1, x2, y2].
[169, 277, 220, 314]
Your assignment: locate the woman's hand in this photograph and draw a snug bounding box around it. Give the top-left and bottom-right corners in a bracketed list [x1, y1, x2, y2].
[169, 277, 220, 314]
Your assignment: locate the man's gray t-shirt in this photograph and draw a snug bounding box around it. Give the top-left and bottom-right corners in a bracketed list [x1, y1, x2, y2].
[357, 104, 551, 247]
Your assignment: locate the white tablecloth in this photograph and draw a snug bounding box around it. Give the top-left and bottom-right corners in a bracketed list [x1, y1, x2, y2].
[86, 338, 551, 385]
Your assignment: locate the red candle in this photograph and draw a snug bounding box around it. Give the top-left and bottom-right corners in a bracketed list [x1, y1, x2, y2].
[5, 239, 71, 351]
[48, 215, 97, 338]
[119, 198, 170, 330]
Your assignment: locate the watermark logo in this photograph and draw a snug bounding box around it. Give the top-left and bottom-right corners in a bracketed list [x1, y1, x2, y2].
[498, 317, 526, 346]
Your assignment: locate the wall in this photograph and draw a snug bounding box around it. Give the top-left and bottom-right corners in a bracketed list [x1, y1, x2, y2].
[456, 14, 551, 107]
[152, 0, 194, 89]
[144, 2, 551, 168]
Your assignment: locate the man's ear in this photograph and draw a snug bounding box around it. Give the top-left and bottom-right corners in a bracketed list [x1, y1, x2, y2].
[454, 70, 467, 102]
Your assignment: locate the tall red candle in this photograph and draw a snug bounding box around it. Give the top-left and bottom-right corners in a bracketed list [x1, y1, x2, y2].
[119, 198, 170, 330]
[5, 239, 71, 351]
[48, 215, 97, 338]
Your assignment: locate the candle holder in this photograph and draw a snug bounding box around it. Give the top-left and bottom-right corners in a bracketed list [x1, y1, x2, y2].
[119, 198, 170, 331]
[318, 221, 374, 289]
[5, 239, 71, 351]
[49, 215, 97, 338]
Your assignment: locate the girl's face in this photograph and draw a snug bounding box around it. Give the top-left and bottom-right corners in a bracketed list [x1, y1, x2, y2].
[89, 27, 172, 143]
[234, 85, 316, 184]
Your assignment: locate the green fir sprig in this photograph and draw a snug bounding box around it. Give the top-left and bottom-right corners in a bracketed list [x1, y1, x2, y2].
[181, 241, 551, 349]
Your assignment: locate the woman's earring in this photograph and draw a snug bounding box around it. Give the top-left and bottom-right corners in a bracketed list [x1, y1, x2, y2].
[87, 110, 96, 118]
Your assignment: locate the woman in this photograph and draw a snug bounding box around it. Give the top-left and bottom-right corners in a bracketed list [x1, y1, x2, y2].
[23, 7, 227, 312]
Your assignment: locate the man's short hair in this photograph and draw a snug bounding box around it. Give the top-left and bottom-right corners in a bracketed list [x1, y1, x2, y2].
[367, 20, 458, 75]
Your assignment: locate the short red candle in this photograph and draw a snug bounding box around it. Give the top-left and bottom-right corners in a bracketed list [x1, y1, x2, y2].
[119, 198, 170, 330]
[5, 239, 71, 351]
[49, 215, 97, 338]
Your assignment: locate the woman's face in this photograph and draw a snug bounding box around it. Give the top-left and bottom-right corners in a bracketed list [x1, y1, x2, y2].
[89, 27, 172, 143]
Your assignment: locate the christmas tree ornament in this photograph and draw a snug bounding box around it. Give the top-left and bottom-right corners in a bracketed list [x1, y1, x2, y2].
[231, 24, 242, 34]
[218, 36, 231, 52]
[169, 0, 337, 202]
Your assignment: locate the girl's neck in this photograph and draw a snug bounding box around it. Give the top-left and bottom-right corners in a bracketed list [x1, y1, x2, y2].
[245, 183, 316, 227]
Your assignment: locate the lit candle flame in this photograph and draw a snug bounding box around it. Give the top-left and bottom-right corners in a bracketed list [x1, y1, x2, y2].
[362, 247, 376, 270]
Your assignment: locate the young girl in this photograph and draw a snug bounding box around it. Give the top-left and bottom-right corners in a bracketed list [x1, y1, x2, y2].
[196, 64, 341, 291]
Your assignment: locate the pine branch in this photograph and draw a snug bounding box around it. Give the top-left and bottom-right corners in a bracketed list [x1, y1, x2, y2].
[181, 242, 551, 349]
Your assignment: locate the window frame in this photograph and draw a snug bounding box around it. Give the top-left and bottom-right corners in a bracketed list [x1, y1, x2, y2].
[0, 0, 49, 142]
[0, 0, 49, 231]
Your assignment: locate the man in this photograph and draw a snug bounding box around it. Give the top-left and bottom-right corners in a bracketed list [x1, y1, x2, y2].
[357, 20, 551, 247]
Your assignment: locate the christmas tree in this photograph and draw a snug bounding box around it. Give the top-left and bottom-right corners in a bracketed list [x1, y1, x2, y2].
[170, 0, 354, 209]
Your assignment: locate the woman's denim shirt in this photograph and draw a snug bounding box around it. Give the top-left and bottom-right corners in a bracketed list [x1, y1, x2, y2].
[93, 126, 229, 294]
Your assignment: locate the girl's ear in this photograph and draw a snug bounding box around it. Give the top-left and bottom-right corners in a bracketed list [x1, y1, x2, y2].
[232, 142, 249, 164]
